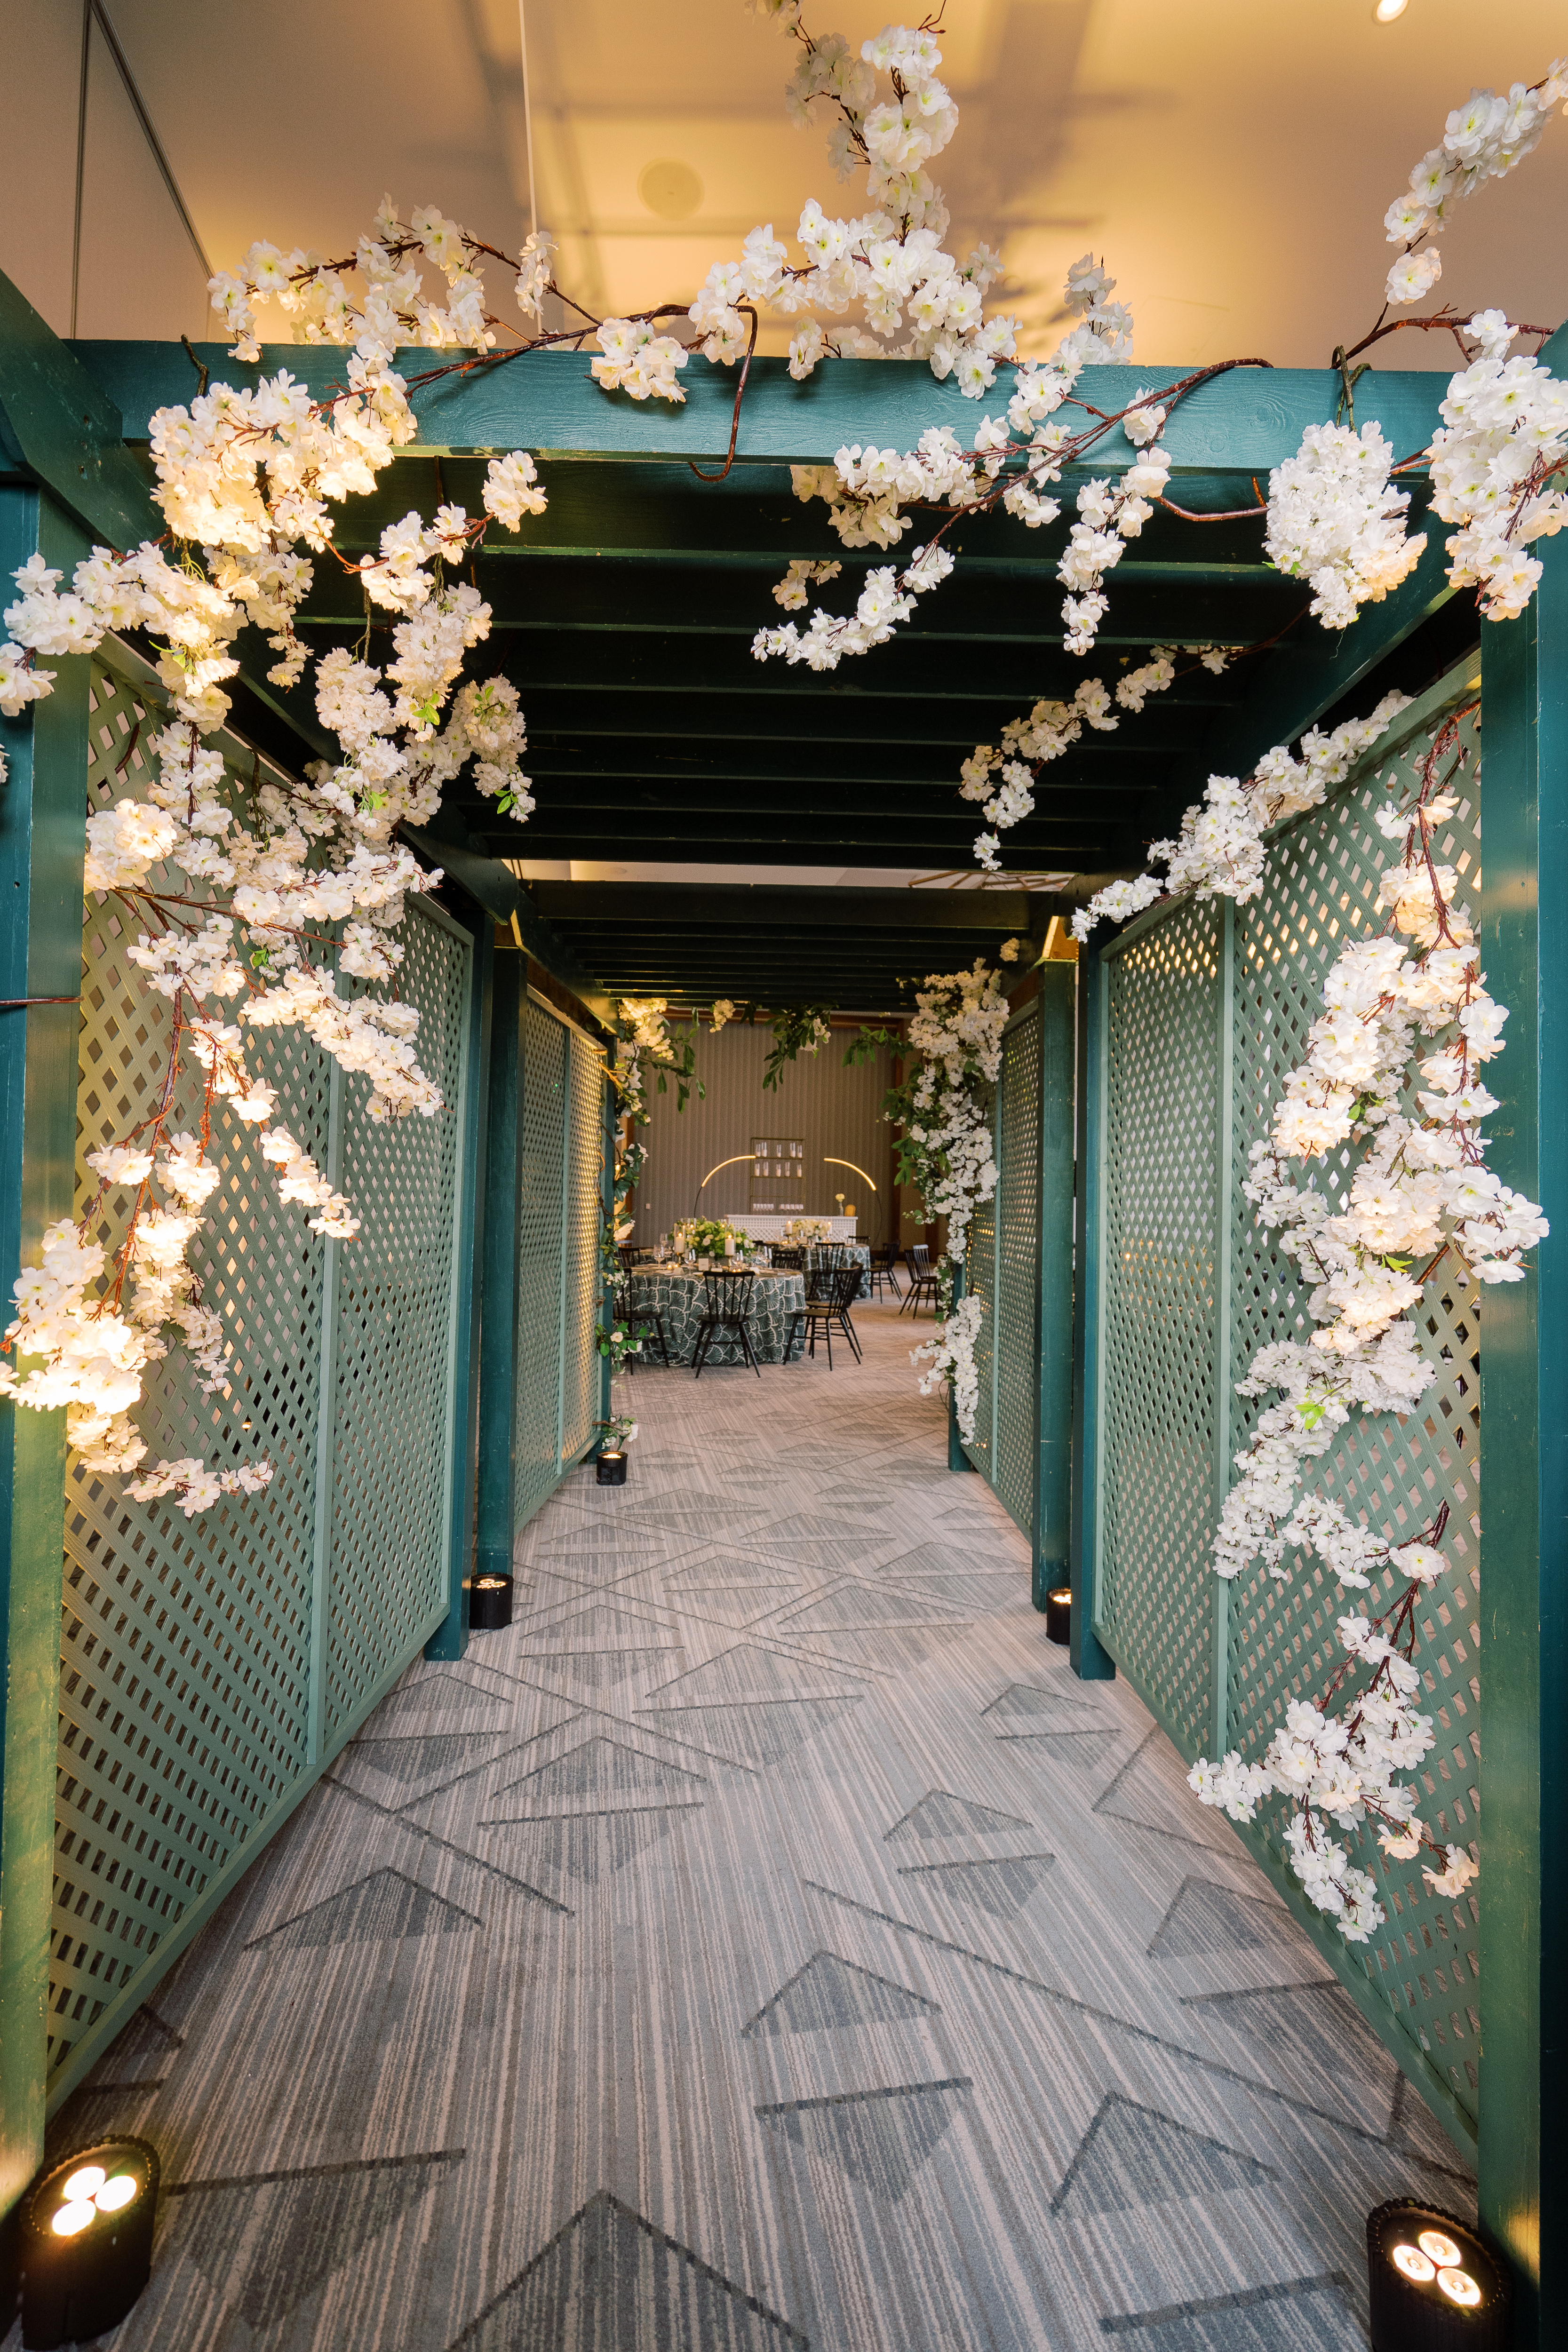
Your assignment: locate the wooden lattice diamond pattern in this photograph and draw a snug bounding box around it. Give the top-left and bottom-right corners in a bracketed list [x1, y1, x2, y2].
[1099, 898, 1221, 1755]
[514, 995, 568, 1530]
[322, 901, 471, 1743]
[1226, 691, 1482, 2120]
[993, 1005, 1043, 1539]
[51, 663, 326, 2075]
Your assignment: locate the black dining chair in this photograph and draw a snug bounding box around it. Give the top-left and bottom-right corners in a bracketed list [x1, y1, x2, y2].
[692, 1267, 761, 1378]
[785, 1259, 860, 1369]
[624, 1272, 671, 1367]
[828, 1263, 864, 1360]
[865, 1244, 902, 1301]
[900, 1243, 939, 1317]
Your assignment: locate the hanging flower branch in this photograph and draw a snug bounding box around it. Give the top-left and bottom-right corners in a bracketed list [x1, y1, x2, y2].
[600, 997, 704, 1301]
[761, 1004, 836, 1091]
[858, 961, 1008, 1440]
[0, 7, 1563, 1530]
[1075, 697, 1547, 1941]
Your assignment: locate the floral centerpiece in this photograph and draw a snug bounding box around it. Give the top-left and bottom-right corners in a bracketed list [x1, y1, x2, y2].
[676, 1216, 754, 1260]
[780, 1216, 831, 1244]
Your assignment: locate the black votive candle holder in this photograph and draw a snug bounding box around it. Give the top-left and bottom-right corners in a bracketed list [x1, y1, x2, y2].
[470, 1574, 513, 1630]
[597, 1450, 628, 1486]
[1044, 1585, 1072, 1645]
[21, 2138, 159, 2350]
[1367, 2199, 1508, 2352]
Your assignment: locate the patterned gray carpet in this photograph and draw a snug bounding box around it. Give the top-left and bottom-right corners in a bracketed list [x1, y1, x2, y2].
[28, 1303, 1474, 2350]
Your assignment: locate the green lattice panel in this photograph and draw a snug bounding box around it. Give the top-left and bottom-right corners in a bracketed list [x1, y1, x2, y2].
[1226, 685, 1482, 2120]
[322, 900, 471, 1744]
[1100, 897, 1221, 1755]
[50, 662, 325, 2077]
[993, 1005, 1042, 1537]
[514, 995, 567, 1532]
[561, 1029, 604, 1465]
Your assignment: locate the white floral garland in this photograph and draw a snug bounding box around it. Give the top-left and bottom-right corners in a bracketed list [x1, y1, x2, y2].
[1074, 694, 1547, 1941]
[894, 961, 1008, 1440]
[0, 235, 551, 1509]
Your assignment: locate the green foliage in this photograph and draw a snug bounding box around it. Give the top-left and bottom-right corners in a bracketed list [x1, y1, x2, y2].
[761, 1004, 836, 1092]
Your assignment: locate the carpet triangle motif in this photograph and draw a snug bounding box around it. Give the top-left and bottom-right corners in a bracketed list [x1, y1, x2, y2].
[886, 1789, 1032, 1840]
[1051, 2093, 1279, 2216]
[742, 1951, 939, 2037]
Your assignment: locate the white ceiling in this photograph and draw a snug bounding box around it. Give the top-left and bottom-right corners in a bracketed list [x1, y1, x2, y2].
[4, 0, 1566, 366]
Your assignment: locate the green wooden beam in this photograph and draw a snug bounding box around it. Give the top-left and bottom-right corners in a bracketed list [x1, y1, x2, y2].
[72, 340, 1449, 475]
[527, 882, 1045, 930]
[0, 273, 162, 550]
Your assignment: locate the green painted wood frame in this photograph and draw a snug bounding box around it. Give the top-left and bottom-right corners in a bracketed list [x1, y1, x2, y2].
[1477, 484, 1568, 2344]
[1033, 964, 1076, 1616]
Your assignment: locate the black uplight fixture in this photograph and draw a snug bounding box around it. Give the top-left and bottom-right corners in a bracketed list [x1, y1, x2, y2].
[596, 1449, 628, 1486]
[470, 1574, 513, 1630]
[1367, 2200, 1507, 2350]
[21, 2139, 159, 2349]
[1044, 1586, 1072, 1644]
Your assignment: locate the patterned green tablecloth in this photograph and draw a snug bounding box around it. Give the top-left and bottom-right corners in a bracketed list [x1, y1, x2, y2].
[625, 1267, 809, 1367]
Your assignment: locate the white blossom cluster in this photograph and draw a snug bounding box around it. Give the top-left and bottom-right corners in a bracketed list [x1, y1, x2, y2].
[1071, 691, 1413, 943]
[1381, 64, 1566, 310]
[205, 194, 555, 365]
[752, 344, 1175, 675]
[897, 961, 1007, 1440]
[913, 1290, 983, 1435]
[0, 260, 551, 1507]
[1263, 423, 1425, 630]
[772, 558, 842, 608]
[1427, 314, 1568, 619]
[959, 646, 1228, 873]
[692, 11, 1028, 397]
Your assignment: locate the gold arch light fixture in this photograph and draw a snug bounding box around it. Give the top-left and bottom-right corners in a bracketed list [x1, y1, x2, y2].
[692, 1153, 755, 1215]
[823, 1158, 878, 1193]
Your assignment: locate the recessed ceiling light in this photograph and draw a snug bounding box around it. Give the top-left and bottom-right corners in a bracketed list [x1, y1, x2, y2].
[1374, 0, 1408, 20]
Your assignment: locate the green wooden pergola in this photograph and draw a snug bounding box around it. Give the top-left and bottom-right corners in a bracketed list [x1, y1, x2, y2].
[1, 267, 1564, 2337]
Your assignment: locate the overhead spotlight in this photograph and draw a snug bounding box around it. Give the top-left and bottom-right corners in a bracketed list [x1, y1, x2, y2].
[1373, 0, 1409, 20]
[20, 2139, 159, 2348]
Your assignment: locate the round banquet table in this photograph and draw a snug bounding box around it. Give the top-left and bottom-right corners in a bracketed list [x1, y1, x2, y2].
[625, 1266, 810, 1367]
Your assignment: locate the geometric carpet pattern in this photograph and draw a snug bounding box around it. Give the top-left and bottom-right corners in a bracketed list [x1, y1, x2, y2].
[29, 1303, 1475, 2351]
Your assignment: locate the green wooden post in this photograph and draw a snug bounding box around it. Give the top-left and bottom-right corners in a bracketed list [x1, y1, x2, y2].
[0, 484, 89, 2228]
[1478, 483, 1568, 2343]
[1032, 965, 1076, 1612]
[598, 1055, 615, 1446]
[425, 903, 491, 1661]
[474, 947, 523, 1584]
[1068, 945, 1115, 1680]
